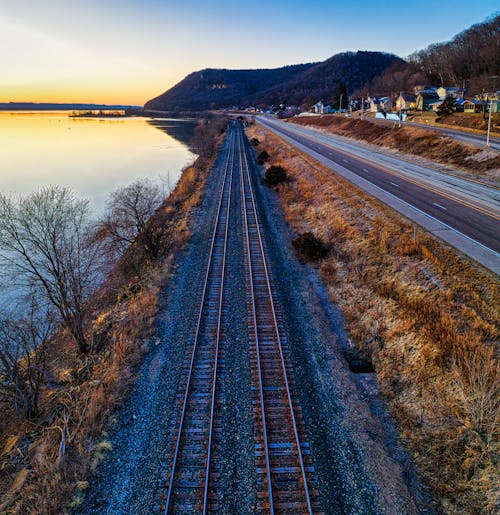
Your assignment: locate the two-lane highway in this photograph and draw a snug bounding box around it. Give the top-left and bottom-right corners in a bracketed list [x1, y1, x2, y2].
[256, 116, 500, 274]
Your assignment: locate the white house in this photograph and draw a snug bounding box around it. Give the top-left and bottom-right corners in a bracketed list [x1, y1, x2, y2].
[312, 101, 333, 114]
[436, 87, 465, 100]
[312, 101, 324, 114]
[396, 93, 416, 111]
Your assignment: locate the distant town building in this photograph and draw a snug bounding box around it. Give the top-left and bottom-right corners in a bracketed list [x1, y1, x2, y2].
[456, 99, 482, 113]
[436, 87, 466, 100]
[312, 101, 333, 114]
[368, 96, 393, 112]
[415, 91, 440, 111]
[396, 93, 416, 111]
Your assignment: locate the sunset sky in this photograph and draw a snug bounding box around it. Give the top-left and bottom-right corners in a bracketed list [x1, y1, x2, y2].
[1, 1, 498, 106]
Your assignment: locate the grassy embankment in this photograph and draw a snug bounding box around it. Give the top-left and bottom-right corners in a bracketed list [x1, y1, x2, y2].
[247, 124, 499, 514]
[291, 115, 500, 185]
[0, 118, 227, 513]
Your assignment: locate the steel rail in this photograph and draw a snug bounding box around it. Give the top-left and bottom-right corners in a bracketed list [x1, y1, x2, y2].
[203, 126, 233, 512]
[164, 125, 235, 514]
[237, 124, 313, 514]
[237, 127, 275, 512]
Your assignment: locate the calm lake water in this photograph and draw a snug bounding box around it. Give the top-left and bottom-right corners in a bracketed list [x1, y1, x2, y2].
[0, 111, 197, 213]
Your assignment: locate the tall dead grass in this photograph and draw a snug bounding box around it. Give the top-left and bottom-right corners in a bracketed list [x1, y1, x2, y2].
[247, 125, 499, 513]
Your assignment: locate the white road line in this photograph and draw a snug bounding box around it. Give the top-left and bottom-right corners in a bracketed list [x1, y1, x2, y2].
[390, 182, 400, 188]
[433, 203, 447, 211]
[362, 168, 370, 173]
[342, 159, 349, 163]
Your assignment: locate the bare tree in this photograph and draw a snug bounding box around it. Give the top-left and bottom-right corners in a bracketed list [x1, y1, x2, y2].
[0, 299, 54, 419]
[99, 178, 163, 256]
[0, 186, 103, 354]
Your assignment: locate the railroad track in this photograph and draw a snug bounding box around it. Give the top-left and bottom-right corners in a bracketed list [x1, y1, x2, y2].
[237, 128, 321, 514]
[162, 126, 235, 513]
[162, 122, 321, 513]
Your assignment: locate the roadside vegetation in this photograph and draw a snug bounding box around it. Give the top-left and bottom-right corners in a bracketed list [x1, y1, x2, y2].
[263, 165, 288, 187]
[247, 123, 499, 514]
[290, 115, 500, 185]
[0, 117, 227, 512]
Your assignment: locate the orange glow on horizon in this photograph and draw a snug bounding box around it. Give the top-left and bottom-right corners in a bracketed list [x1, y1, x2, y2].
[1, 81, 170, 107]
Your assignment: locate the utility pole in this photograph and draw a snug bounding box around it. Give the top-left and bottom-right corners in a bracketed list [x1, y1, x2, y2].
[486, 97, 493, 147]
[485, 76, 498, 147]
[339, 94, 343, 115]
[361, 96, 364, 119]
[398, 91, 402, 128]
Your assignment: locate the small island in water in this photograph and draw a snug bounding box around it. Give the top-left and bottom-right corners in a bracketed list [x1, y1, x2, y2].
[69, 109, 129, 118]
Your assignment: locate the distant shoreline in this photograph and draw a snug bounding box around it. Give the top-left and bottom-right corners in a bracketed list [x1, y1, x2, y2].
[0, 102, 140, 111]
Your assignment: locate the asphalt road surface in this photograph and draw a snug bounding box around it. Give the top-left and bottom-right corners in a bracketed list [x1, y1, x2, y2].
[256, 117, 500, 274]
[403, 120, 500, 151]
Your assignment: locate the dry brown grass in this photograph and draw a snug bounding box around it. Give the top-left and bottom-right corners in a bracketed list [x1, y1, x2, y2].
[0, 122, 225, 513]
[291, 116, 500, 179]
[247, 124, 499, 514]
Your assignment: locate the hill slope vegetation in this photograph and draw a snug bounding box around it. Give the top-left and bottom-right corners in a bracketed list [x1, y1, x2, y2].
[144, 51, 400, 111]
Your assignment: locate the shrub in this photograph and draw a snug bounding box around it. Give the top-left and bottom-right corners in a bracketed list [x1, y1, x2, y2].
[250, 138, 260, 146]
[292, 232, 328, 261]
[257, 150, 270, 162]
[263, 165, 288, 187]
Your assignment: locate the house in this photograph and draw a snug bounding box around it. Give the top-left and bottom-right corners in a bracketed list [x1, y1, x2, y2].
[436, 87, 466, 100]
[312, 101, 324, 114]
[396, 93, 416, 111]
[369, 97, 380, 112]
[379, 97, 395, 110]
[415, 91, 440, 111]
[482, 92, 500, 113]
[414, 85, 437, 95]
[312, 101, 333, 114]
[456, 99, 482, 113]
[369, 96, 394, 112]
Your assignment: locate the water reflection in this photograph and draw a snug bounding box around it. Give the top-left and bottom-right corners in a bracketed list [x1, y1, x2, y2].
[0, 111, 197, 214]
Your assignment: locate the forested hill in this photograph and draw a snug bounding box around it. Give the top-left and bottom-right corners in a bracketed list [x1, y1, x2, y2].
[359, 13, 500, 96]
[144, 51, 401, 111]
[409, 13, 500, 94]
[145, 64, 315, 111]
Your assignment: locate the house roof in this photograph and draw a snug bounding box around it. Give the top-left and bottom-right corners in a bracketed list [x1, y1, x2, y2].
[399, 93, 416, 101]
[417, 91, 440, 99]
[440, 87, 465, 92]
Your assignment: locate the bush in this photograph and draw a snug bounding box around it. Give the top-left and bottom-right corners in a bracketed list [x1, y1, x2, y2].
[292, 232, 328, 261]
[250, 137, 260, 146]
[257, 150, 270, 162]
[263, 165, 288, 187]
